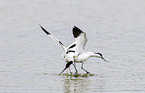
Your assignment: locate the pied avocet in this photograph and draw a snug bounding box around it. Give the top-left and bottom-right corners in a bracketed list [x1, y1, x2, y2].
[40, 25, 108, 75]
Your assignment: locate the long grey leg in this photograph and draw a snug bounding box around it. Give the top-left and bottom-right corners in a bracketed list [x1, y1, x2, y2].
[69, 67, 72, 75]
[73, 62, 78, 75]
[81, 62, 90, 74]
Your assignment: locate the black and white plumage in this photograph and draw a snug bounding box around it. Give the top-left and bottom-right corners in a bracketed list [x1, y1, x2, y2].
[40, 25, 108, 75]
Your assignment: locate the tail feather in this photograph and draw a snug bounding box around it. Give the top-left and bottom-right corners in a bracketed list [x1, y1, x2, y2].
[40, 25, 66, 52]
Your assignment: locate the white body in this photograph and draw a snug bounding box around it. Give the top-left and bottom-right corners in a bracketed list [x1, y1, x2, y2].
[40, 25, 108, 74]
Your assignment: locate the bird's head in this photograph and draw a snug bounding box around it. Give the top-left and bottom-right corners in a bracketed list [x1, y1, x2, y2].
[95, 52, 109, 62]
[59, 61, 73, 75]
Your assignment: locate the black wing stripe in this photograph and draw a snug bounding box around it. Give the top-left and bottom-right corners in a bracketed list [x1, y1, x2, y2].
[59, 41, 64, 46]
[40, 24, 51, 35]
[73, 26, 83, 38]
[68, 44, 76, 49]
[66, 50, 75, 54]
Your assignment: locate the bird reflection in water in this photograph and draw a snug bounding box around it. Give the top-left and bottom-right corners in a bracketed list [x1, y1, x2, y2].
[63, 78, 90, 93]
[61, 74, 105, 93]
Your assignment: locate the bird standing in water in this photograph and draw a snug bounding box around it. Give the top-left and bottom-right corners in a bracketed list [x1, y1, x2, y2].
[40, 25, 109, 75]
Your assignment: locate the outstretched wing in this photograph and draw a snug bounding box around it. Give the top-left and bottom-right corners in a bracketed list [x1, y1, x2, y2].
[40, 25, 66, 52]
[66, 26, 88, 55]
[73, 26, 84, 38]
[72, 26, 88, 51]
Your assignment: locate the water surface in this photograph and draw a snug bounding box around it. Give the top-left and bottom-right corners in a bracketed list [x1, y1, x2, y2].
[0, 0, 145, 93]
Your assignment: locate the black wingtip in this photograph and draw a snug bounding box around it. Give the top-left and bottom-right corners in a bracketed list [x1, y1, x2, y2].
[73, 26, 77, 28]
[73, 26, 81, 30]
[39, 24, 51, 35]
[73, 26, 83, 38]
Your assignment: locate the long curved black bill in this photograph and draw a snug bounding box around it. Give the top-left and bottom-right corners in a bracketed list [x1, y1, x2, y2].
[101, 56, 109, 62]
[59, 61, 73, 75]
[59, 68, 67, 75]
[96, 53, 109, 62]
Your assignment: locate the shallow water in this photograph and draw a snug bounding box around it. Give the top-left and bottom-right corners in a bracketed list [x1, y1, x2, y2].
[0, 0, 145, 93]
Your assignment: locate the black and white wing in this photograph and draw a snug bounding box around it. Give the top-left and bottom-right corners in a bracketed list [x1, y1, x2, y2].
[66, 26, 88, 54]
[40, 25, 66, 52]
[73, 26, 87, 50]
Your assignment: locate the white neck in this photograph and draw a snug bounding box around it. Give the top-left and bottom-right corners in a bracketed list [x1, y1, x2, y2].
[87, 51, 101, 58]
